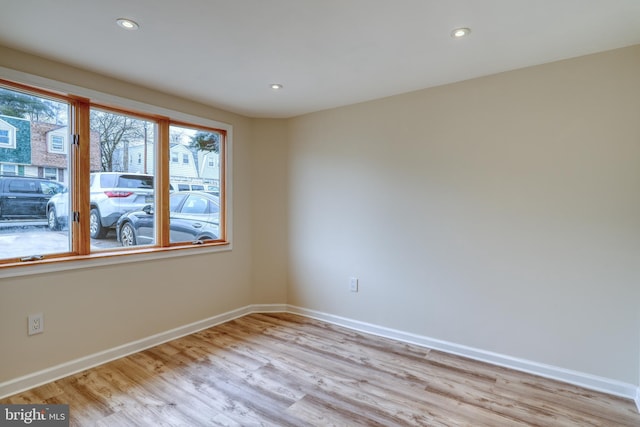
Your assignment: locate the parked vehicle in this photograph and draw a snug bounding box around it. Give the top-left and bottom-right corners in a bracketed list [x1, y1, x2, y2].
[204, 184, 219, 196]
[170, 182, 206, 192]
[46, 186, 69, 230]
[90, 172, 154, 239]
[0, 175, 65, 220]
[116, 191, 219, 246]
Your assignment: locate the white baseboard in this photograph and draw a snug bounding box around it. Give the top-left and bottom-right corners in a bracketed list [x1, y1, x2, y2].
[0, 304, 283, 399]
[286, 305, 639, 402]
[1, 302, 637, 406]
[251, 303, 289, 313]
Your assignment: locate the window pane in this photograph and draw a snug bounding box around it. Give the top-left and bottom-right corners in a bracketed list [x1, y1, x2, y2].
[0, 85, 70, 260]
[0, 129, 9, 145]
[90, 108, 156, 249]
[49, 134, 65, 153]
[169, 124, 221, 244]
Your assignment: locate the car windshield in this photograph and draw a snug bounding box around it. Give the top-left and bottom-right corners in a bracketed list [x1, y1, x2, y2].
[169, 193, 188, 212]
[41, 181, 63, 195]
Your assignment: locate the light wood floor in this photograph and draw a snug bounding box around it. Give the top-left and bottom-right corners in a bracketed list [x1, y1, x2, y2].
[2, 313, 639, 426]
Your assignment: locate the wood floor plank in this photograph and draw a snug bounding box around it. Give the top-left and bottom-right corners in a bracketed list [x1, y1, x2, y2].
[2, 312, 639, 426]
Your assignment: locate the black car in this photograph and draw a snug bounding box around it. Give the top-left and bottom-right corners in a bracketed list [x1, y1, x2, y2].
[116, 191, 220, 246]
[0, 175, 65, 220]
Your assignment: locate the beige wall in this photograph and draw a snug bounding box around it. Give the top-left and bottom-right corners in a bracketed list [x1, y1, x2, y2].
[1, 43, 639, 391]
[287, 45, 640, 384]
[250, 119, 289, 303]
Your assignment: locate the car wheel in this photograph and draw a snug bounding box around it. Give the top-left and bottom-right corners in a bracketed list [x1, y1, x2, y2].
[120, 222, 137, 246]
[47, 207, 59, 231]
[196, 234, 217, 242]
[89, 208, 108, 239]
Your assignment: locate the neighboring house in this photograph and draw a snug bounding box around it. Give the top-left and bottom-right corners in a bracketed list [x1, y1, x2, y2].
[119, 142, 147, 175]
[197, 151, 220, 184]
[30, 122, 68, 183]
[0, 115, 101, 185]
[0, 115, 31, 176]
[168, 143, 198, 179]
[112, 142, 220, 187]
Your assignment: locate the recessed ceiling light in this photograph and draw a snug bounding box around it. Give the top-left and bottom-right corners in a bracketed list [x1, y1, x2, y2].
[116, 18, 139, 30]
[451, 27, 471, 38]
[270, 84, 283, 90]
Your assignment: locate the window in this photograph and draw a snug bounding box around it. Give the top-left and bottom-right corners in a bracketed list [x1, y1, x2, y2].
[89, 107, 156, 246]
[44, 167, 58, 180]
[0, 85, 70, 261]
[169, 192, 219, 242]
[40, 180, 64, 195]
[169, 192, 187, 211]
[9, 179, 39, 193]
[169, 123, 224, 244]
[1, 164, 17, 175]
[48, 132, 66, 153]
[0, 119, 16, 148]
[181, 194, 208, 214]
[0, 79, 228, 268]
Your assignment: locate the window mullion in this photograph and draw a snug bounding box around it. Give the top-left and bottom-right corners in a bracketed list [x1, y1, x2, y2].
[73, 100, 91, 255]
[219, 132, 227, 242]
[157, 119, 170, 247]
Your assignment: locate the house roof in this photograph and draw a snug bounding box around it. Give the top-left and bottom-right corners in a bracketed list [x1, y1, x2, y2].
[1, 1, 639, 118]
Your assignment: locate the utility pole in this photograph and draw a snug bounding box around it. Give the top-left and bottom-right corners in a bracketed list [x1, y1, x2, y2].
[143, 122, 148, 173]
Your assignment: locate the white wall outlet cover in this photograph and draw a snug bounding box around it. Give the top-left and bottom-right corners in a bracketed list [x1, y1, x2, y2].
[28, 313, 44, 335]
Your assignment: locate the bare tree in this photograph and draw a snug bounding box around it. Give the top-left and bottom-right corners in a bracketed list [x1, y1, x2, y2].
[170, 128, 186, 145]
[90, 111, 144, 172]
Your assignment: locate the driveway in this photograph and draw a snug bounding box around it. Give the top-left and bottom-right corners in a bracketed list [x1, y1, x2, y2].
[0, 223, 120, 259]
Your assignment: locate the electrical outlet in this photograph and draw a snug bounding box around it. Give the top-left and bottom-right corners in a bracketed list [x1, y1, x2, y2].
[349, 277, 359, 292]
[28, 313, 44, 335]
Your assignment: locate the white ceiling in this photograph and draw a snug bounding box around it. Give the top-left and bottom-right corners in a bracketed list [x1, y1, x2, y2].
[1, 1, 639, 118]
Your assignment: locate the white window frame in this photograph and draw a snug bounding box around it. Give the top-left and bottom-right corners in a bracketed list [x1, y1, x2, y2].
[1, 163, 18, 175]
[44, 167, 57, 180]
[47, 132, 66, 154]
[0, 119, 17, 149]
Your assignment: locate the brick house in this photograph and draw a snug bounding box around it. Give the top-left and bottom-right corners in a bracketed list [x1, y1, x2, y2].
[0, 115, 100, 185]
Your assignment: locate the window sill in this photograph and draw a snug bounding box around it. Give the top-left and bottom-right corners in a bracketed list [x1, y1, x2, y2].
[0, 242, 231, 279]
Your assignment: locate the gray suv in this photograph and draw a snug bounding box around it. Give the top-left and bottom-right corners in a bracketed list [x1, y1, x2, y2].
[90, 172, 154, 238]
